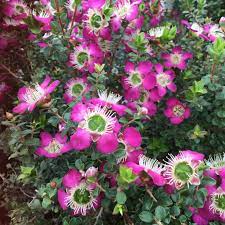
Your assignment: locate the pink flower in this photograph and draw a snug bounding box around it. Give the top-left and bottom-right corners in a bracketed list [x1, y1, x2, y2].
[111, 0, 141, 32]
[164, 97, 191, 125]
[153, 63, 177, 97]
[70, 104, 119, 153]
[69, 42, 103, 73]
[63, 77, 90, 103]
[163, 151, 203, 189]
[125, 154, 166, 186]
[162, 46, 193, 70]
[35, 132, 72, 158]
[204, 24, 225, 42]
[58, 168, 101, 215]
[91, 89, 127, 116]
[123, 61, 155, 101]
[13, 75, 60, 114]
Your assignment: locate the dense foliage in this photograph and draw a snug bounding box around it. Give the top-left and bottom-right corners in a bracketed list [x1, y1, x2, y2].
[1, 0, 225, 225]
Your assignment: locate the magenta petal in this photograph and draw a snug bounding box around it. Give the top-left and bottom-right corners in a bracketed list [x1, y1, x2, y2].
[70, 128, 91, 151]
[58, 189, 69, 210]
[40, 132, 52, 146]
[88, 0, 105, 9]
[184, 108, 191, 118]
[125, 61, 135, 73]
[127, 150, 143, 163]
[45, 80, 60, 94]
[167, 83, 177, 92]
[126, 5, 138, 21]
[164, 108, 173, 118]
[147, 170, 165, 186]
[40, 75, 51, 88]
[55, 133, 67, 143]
[157, 86, 167, 97]
[143, 101, 157, 116]
[61, 143, 72, 153]
[96, 133, 118, 154]
[183, 52, 193, 60]
[124, 127, 142, 147]
[112, 104, 127, 116]
[166, 97, 180, 106]
[70, 103, 87, 122]
[12, 102, 28, 114]
[161, 53, 170, 59]
[62, 169, 81, 188]
[143, 74, 156, 90]
[137, 61, 152, 75]
[125, 162, 144, 175]
[170, 117, 184, 125]
[17, 87, 27, 101]
[155, 63, 163, 73]
[192, 214, 208, 225]
[181, 150, 204, 161]
[172, 46, 182, 54]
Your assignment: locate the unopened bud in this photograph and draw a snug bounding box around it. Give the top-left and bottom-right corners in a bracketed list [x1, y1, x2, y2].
[50, 181, 57, 188]
[6, 112, 14, 120]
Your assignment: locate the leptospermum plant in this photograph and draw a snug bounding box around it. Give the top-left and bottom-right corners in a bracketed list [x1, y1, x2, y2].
[3, 0, 225, 224]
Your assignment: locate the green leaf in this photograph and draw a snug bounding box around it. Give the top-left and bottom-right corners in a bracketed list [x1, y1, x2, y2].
[116, 191, 127, 204]
[42, 197, 52, 209]
[201, 176, 216, 186]
[171, 206, 180, 216]
[139, 211, 153, 223]
[155, 206, 167, 221]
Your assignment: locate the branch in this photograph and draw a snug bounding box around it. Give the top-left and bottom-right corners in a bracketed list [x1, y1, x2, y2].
[94, 207, 103, 225]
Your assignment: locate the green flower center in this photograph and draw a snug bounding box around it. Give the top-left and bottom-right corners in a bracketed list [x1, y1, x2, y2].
[73, 189, 91, 204]
[157, 73, 171, 87]
[130, 73, 142, 86]
[90, 14, 102, 29]
[72, 83, 84, 96]
[16, 5, 25, 13]
[77, 52, 88, 65]
[88, 114, 106, 133]
[215, 194, 225, 210]
[174, 161, 193, 182]
[45, 140, 61, 153]
[171, 54, 181, 65]
[173, 105, 185, 117]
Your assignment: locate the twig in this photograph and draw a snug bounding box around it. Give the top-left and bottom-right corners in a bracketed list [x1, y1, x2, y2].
[0, 63, 24, 83]
[210, 61, 217, 82]
[94, 207, 103, 225]
[145, 185, 157, 202]
[123, 212, 134, 225]
[69, 5, 77, 35]
[95, 182, 106, 192]
[54, 0, 65, 35]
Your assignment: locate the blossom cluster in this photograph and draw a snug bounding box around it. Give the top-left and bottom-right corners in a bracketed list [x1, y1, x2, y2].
[3, 0, 225, 224]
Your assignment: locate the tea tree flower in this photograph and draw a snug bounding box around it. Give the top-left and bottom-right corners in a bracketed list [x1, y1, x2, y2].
[161, 46, 193, 70]
[64, 78, 90, 103]
[58, 168, 101, 215]
[91, 90, 127, 116]
[125, 154, 165, 186]
[70, 104, 119, 153]
[164, 151, 203, 189]
[13, 75, 59, 114]
[209, 188, 225, 218]
[69, 43, 103, 72]
[164, 97, 190, 125]
[153, 63, 176, 96]
[35, 132, 72, 158]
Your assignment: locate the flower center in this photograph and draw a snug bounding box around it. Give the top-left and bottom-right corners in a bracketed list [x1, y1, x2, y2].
[72, 83, 84, 96]
[16, 5, 25, 13]
[171, 54, 181, 65]
[90, 13, 102, 29]
[174, 162, 193, 182]
[156, 73, 171, 87]
[73, 189, 91, 205]
[88, 114, 107, 133]
[173, 105, 185, 117]
[77, 52, 89, 65]
[130, 73, 142, 86]
[24, 85, 44, 104]
[215, 194, 225, 210]
[45, 139, 62, 153]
